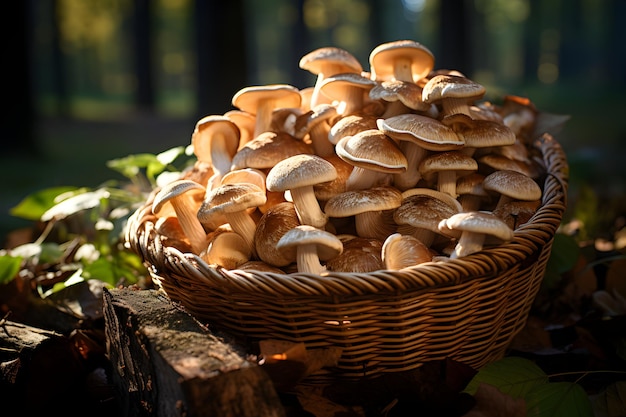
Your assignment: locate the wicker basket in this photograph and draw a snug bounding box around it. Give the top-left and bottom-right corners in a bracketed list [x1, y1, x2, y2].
[125, 132, 568, 382]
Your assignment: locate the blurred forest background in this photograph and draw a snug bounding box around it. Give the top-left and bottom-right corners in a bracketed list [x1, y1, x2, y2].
[2, 0, 626, 244]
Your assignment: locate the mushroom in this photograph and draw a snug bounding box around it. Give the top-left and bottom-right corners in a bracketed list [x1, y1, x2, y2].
[191, 115, 241, 180]
[422, 74, 486, 118]
[276, 225, 343, 275]
[377, 113, 464, 190]
[456, 172, 489, 211]
[152, 179, 207, 254]
[326, 235, 384, 273]
[293, 103, 337, 157]
[382, 233, 432, 270]
[369, 39, 435, 83]
[299, 46, 363, 108]
[369, 79, 431, 118]
[438, 211, 514, 258]
[254, 201, 301, 267]
[230, 131, 313, 171]
[441, 113, 516, 157]
[418, 151, 478, 198]
[482, 169, 542, 210]
[265, 154, 337, 229]
[201, 227, 251, 269]
[393, 188, 462, 247]
[312, 153, 353, 203]
[335, 129, 407, 191]
[224, 109, 256, 149]
[327, 114, 378, 145]
[318, 72, 377, 116]
[324, 185, 402, 241]
[231, 84, 302, 138]
[492, 200, 540, 230]
[197, 182, 267, 256]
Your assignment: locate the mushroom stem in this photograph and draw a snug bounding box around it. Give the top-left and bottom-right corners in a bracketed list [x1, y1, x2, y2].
[253, 102, 274, 138]
[393, 142, 426, 190]
[393, 57, 414, 82]
[296, 243, 326, 275]
[442, 97, 472, 117]
[437, 170, 458, 198]
[290, 186, 328, 228]
[225, 210, 258, 257]
[452, 231, 486, 258]
[171, 199, 207, 254]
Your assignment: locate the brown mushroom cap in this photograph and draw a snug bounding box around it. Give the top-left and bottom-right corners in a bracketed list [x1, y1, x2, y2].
[152, 179, 207, 254]
[230, 131, 312, 171]
[369, 40, 435, 83]
[377, 113, 465, 151]
[438, 211, 514, 258]
[266, 154, 338, 228]
[191, 115, 241, 176]
[326, 236, 384, 273]
[418, 151, 478, 197]
[254, 201, 301, 267]
[198, 182, 267, 256]
[382, 233, 432, 270]
[318, 72, 377, 115]
[201, 229, 251, 270]
[482, 169, 542, 209]
[328, 114, 379, 145]
[324, 185, 402, 240]
[276, 225, 344, 275]
[232, 84, 302, 138]
[422, 74, 486, 117]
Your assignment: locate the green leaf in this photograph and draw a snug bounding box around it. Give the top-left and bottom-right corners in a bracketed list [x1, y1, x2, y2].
[526, 381, 593, 417]
[10, 242, 64, 264]
[464, 357, 548, 398]
[156, 146, 186, 165]
[542, 233, 581, 291]
[0, 255, 23, 285]
[10, 186, 79, 220]
[83, 257, 118, 286]
[41, 188, 109, 221]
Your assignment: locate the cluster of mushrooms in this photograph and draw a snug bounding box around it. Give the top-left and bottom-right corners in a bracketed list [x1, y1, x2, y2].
[151, 40, 544, 275]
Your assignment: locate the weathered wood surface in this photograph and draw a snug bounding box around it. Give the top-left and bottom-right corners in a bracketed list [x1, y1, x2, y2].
[103, 287, 285, 417]
[0, 319, 84, 412]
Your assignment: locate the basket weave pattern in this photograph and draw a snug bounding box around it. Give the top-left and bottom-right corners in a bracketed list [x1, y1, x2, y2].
[126, 133, 568, 381]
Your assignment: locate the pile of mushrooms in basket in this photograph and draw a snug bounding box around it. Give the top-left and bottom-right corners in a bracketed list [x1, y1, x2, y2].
[153, 39, 546, 276]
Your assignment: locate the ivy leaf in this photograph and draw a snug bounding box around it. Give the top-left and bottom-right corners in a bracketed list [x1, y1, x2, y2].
[464, 357, 548, 398]
[10, 186, 79, 221]
[526, 381, 593, 417]
[0, 255, 23, 285]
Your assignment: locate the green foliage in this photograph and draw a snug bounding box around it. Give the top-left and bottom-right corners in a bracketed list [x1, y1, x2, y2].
[542, 232, 581, 292]
[5, 146, 192, 293]
[464, 357, 593, 417]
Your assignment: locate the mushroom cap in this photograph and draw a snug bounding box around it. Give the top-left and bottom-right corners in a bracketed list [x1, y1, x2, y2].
[382, 233, 432, 270]
[448, 118, 516, 149]
[293, 103, 337, 139]
[438, 211, 514, 242]
[152, 179, 205, 214]
[254, 201, 301, 267]
[326, 236, 384, 272]
[276, 225, 343, 262]
[299, 46, 363, 76]
[394, 189, 461, 232]
[198, 182, 266, 220]
[456, 172, 488, 198]
[482, 169, 542, 201]
[224, 110, 256, 148]
[202, 230, 251, 269]
[478, 153, 532, 177]
[422, 74, 486, 104]
[191, 115, 241, 163]
[230, 131, 313, 171]
[369, 40, 435, 82]
[318, 72, 377, 101]
[324, 186, 402, 218]
[313, 153, 354, 201]
[232, 84, 302, 115]
[377, 113, 465, 151]
[492, 200, 540, 230]
[220, 168, 267, 191]
[266, 154, 338, 192]
[418, 151, 478, 177]
[369, 80, 431, 111]
[335, 129, 408, 173]
[328, 114, 378, 145]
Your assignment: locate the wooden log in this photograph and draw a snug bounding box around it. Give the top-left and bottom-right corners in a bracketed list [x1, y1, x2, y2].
[0, 319, 85, 413]
[103, 287, 285, 417]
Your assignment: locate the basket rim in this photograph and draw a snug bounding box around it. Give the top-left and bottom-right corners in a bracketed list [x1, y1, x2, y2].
[125, 133, 568, 298]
